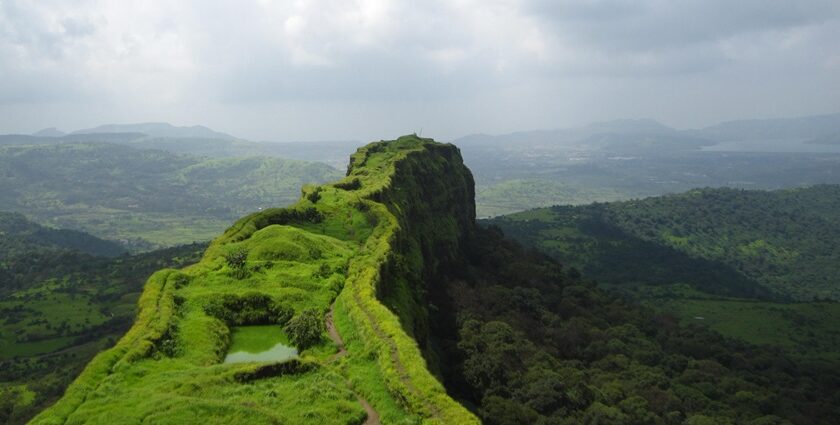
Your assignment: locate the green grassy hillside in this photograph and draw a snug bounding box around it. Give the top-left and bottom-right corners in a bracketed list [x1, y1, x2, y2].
[0, 213, 205, 424]
[0, 143, 342, 251]
[31, 136, 479, 425]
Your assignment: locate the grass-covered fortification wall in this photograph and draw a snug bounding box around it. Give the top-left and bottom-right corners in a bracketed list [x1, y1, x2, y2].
[32, 135, 479, 425]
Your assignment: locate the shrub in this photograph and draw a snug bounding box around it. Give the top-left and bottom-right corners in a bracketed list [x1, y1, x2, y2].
[284, 309, 324, 349]
[203, 293, 293, 326]
[224, 249, 249, 279]
[334, 178, 361, 191]
[306, 187, 323, 204]
[313, 263, 332, 278]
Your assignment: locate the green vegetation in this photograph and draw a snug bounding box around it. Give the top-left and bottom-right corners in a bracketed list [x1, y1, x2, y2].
[285, 309, 326, 349]
[0, 213, 205, 424]
[0, 212, 124, 259]
[20, 138, 840, 425]
[0, 143, 342, 251]
[32, 136, 479, 425]
[485, 186, 840, 364]
[645, 289, 840, 361]
[475, 179, 627, 217]
[428, 226, 840, 424]
[491, 186, 840, 301]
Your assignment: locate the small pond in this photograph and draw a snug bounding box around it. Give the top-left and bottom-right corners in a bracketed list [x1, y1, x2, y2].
[223, 325, 298, 364]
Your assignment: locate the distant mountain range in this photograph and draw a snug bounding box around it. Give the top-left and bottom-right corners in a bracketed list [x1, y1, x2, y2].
[29, 122, 235, 140]
[5, 113, 838, 167]
[14, 112, 840, 153]
[31, 127, 66, 137]
[454, 112, 840, 150]
[7, 114, 840, 222]
[70, 122, 236, 140]
[0, 123, 359, 169]
[693, 113, 840, 141]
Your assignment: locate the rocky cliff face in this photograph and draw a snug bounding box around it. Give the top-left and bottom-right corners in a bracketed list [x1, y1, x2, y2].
[348, 139, 476, 353]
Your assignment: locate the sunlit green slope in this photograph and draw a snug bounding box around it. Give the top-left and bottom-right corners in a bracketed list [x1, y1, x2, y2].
[31, 136, 479, 425]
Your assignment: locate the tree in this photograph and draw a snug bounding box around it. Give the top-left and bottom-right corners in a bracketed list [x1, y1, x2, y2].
[284, 309, 324, 349]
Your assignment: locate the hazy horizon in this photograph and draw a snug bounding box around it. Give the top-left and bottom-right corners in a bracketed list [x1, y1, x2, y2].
[1, 1, 839, 142]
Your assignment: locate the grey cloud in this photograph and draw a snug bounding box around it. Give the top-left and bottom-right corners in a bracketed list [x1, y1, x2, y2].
[510, 0, 840, 79]
[1, 3, 61, 58]
[0, 4, 91, 103]
[529, 0, 840, 50]
[60, 17, 97, 38]
[213, 47, 495, 103]
[0, 70, 90, 104]
[0, 1, 837, 140]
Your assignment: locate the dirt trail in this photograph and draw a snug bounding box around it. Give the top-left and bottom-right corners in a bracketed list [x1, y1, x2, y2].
[357, 395, 381, 425]
[325, 304, 347, 361]
[326, 302, 380, 425]
[351, 289, 442, 419]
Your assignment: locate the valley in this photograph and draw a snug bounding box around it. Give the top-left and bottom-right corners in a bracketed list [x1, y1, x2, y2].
[2, 122, 840, 424]
[0, 142, 341, 252]
[4, 137, 836, 424]
[0, 211, 205, 423]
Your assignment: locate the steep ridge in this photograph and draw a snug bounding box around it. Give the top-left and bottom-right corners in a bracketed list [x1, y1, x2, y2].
[31, 136, 478, 424]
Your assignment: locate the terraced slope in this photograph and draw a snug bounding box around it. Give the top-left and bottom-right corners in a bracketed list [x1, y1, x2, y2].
[32, 136, 479, 425]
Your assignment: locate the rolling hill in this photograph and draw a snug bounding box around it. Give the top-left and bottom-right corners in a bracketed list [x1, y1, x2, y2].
[0, 143, 343, 251]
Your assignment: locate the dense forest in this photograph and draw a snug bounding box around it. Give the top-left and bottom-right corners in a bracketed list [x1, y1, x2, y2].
[483, 186, 840, 363]
[488, 186, 840, 301]
[0, 143, 341, 251]
[0, 213, 205, 423]
[429, 225, 840, 424]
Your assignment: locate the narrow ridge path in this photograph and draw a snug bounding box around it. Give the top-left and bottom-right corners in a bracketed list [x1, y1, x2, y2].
[350, 288, 443, 419]
[325, 304, 347, 362]
[326, 302, 380, 425]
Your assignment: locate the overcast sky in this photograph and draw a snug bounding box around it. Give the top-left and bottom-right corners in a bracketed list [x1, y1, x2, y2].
[1, 0, 838, 141]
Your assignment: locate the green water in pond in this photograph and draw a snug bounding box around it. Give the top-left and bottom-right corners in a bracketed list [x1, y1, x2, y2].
[223, 325, 298, 364]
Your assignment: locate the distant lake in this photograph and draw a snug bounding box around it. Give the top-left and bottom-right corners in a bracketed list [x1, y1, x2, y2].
[223, 325, 298, 364]
[702, 138, 840, 154]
